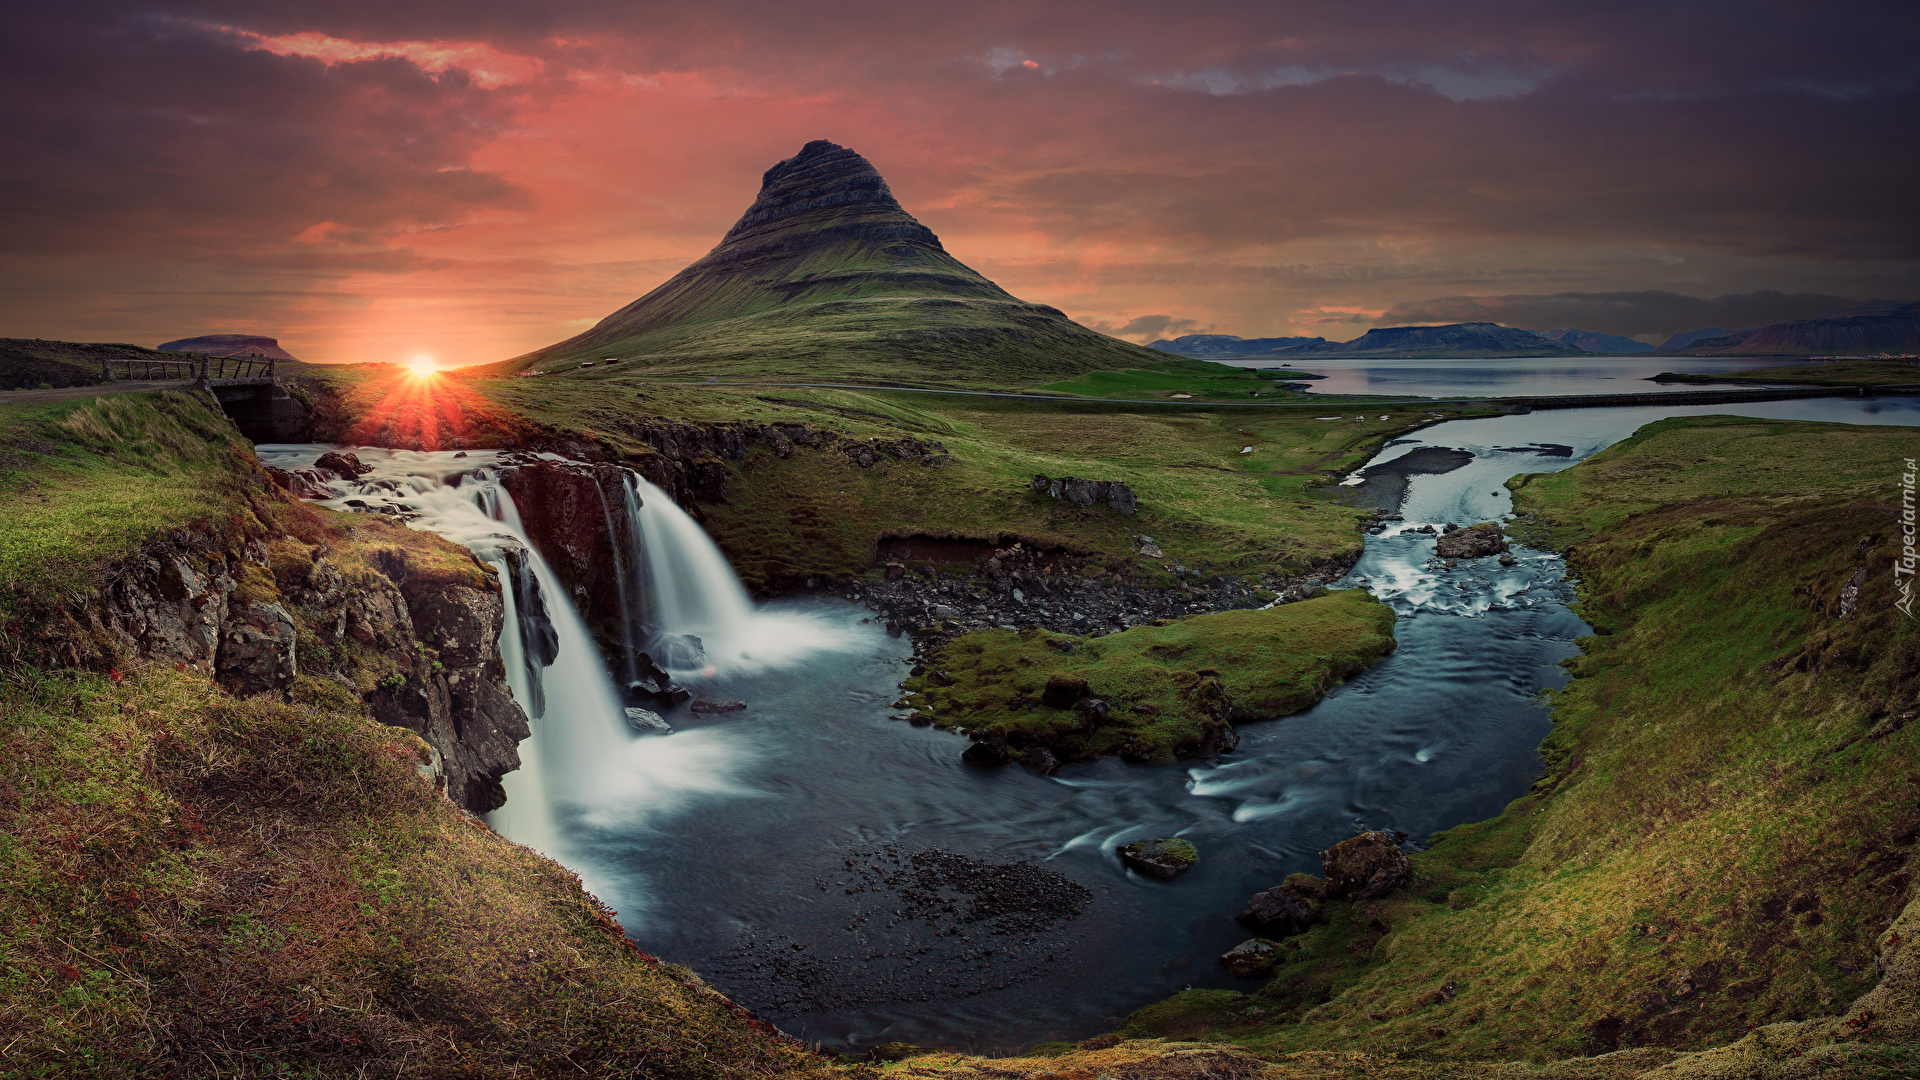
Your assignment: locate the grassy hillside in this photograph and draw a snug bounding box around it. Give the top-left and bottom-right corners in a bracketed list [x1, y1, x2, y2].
[1118, 415, 1918, 1069]
[0, 665, 836, 1079]
[0, 390, 258, 611]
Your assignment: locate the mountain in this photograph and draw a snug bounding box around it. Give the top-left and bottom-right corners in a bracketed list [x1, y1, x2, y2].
[1656, 326, 1750, 352]
[1538, 328, 1655, 353]
[496, 140, 1158, 386]
[1279, 322, 1584, 357]
[1661, 300, 1920, 356]
[158, 334, 300, 361]
[1147, 333, 1327, 358]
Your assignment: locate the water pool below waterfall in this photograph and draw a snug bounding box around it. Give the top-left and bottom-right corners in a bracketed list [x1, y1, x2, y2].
[255, 393, 1920, 1054]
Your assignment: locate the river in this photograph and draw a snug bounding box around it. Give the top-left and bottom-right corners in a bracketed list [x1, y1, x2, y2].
[259, 388, 1920, 1055]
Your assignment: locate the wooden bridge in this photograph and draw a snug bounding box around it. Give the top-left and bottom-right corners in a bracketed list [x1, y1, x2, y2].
[102, 354, 278, 385]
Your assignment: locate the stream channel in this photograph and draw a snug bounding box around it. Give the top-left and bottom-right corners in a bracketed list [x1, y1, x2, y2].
[256, 392, 1920, 1054]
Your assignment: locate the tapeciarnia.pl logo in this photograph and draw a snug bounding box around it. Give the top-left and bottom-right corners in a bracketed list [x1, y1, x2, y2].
[1900, 457, 1916, 619]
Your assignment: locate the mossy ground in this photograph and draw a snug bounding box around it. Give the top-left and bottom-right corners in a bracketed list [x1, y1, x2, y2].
[902, 590, 1396, 762]
[1117, 415, 1918, 1065]
[0, 391, 255, 611]
[0, 664, 836, 1079]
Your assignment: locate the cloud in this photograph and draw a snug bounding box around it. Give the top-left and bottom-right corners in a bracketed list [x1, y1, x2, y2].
[0, 0, 1915, 362]
[1377, 290, 1866, 339]
[224, 27, 546, 89]
[1092, 314, 1202, 341]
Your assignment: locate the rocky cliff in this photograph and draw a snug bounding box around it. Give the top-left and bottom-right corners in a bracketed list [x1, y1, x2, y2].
[16, 485, 529, 814]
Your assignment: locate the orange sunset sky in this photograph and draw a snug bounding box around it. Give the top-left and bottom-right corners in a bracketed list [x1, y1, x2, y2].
[2, 0, 1915, 365]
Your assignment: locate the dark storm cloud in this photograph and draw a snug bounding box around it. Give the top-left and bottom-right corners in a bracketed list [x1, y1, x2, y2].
[0, 0, 1915, 358]
[0, 6, 532, 260]
[1379, 290, 1865, 338]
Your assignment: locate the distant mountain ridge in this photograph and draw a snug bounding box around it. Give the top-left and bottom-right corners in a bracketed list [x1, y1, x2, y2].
[1655, 327, 1749, 352]
[498, 140, 1155, 384]
[1147, 333, 1327, 358]
[158, 334, 300, 361]
[1658, 300, 1920, 355]
[1154, 323, 1592, 359]
[1539, 328, 1655, 354]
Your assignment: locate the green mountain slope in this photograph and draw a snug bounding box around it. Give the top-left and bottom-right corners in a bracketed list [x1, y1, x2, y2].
[490, 140, 1158, 387]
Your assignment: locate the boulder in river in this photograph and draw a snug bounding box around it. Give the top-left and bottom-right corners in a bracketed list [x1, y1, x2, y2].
[1435, 522, 1509, 560]
[690, 698, 747, 714]
[314, 450, 372, 479]
[1320, 831, 1412, 900]
[1022, 746, 1061, 774]
[629, 651, 691, 707]
[1120, 838, 1198, 879]
[624, 707, 672, 735]
[962, 735, 1010, 767]
[1219, 938, 1281, 978]
[1238, 875, 1326, 935]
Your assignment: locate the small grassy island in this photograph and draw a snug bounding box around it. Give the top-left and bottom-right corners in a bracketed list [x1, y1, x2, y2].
[902, 590, 1396, 765]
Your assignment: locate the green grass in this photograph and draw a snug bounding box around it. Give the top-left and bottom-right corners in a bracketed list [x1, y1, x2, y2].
[902, 590, 1396, 762]
[0, 665, 836, 1078]
[1120, 414, 1919, 1064]
[369, 375, 1481, 592]
[0, 391, 256, 610]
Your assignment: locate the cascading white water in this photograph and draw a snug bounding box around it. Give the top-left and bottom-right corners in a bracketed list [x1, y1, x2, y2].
[623, 474, 856, 674]
[250, 446, 756, 874]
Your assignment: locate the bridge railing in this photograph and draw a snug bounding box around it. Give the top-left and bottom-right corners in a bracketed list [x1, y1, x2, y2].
[101, 356, 277, 382]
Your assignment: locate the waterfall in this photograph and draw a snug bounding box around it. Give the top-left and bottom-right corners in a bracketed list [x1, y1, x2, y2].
[622, 474, 857, 674]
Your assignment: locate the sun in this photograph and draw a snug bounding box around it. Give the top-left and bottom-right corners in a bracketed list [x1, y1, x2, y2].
[406, 355, 437, 378]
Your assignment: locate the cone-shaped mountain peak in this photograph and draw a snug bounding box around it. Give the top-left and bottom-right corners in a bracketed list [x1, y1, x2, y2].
[723, 139, 923, 245]
[507, 141, 1156, 385]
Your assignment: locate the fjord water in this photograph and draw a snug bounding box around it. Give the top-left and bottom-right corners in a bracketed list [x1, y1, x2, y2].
[257, 392, 1920, 1053]
[1217, 354, 1822, 397]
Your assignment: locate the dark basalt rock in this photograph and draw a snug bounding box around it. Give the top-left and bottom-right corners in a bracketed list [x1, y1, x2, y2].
[1119, 838, 1198, 879]
[1320, 831, 1413, 901]
[961, 735, 1010, 767]
[690, 698, 747, 714]
[1435, 521, 1510, 560]
[1219, 938, 1282, 978]
[624, 707, 672, 735]
[313, 451, 372, 479]
[629, 651, 691, 708]
[1030, 474, 1138, 515]
[1244, 876, 1320, 933]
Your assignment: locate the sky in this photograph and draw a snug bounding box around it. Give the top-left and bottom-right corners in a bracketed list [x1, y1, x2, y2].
[3, 1, 1916, 365]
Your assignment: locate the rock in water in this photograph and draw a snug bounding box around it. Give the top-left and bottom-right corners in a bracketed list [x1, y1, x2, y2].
[1120, 838, 1198, 879]
[1435, 522, 1509, 560]
[1320, 831, 1412, 900]
[1219, 938, 1281, 978]
[624, 707, 672, 735]
[1238, 875, 1325, 935]
[689, 698, 747, 714]
[313, 451, 372, 479]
